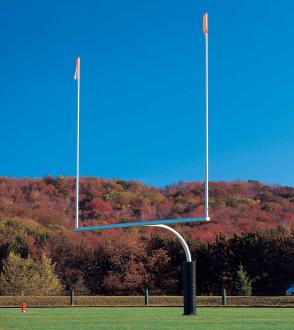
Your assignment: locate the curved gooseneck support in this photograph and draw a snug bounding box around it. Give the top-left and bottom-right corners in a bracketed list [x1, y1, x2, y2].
[148, 224, 191, 262]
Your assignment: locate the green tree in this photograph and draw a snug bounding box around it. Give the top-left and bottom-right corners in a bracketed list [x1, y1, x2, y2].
[36, 254, 63, 295]
[0, 253, 62, 295]
[234, 264, 252, 296]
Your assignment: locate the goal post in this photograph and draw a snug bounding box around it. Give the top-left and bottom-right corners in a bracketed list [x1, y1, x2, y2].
[73, 12, 211, 317]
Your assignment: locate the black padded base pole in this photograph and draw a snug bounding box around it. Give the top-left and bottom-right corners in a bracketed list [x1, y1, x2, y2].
[183, 261, 196, 315]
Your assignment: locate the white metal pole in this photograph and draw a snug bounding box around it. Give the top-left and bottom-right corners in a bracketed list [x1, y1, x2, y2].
[204, 19, 209, 220]
[148, 224, 192, 262]
[75, 58, 80, 229]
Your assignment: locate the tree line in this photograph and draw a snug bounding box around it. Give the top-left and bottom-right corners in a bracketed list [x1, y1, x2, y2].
[0, 217, 293, 296]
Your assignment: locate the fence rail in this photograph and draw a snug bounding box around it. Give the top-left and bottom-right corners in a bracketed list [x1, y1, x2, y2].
[0, 296, 294, 307]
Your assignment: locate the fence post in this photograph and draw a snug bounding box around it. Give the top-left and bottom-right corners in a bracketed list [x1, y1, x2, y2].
[70, 288, 75, 306]
[222, 287, 227, 306]
[144, 288, 149, 306]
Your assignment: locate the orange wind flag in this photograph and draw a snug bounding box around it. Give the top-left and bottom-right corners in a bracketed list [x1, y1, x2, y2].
[203, 13, 208, 34]
[74, 56, 80, 80]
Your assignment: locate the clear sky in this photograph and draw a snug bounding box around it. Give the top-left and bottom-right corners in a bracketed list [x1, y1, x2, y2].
[0, 0, 293, 187]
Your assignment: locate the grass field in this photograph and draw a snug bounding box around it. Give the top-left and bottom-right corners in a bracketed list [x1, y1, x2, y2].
[0, 307, 293, 330]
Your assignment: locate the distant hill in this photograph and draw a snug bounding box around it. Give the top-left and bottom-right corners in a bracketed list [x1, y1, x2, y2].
[0, 176, 293, 295]
[0, 176, 293, 241]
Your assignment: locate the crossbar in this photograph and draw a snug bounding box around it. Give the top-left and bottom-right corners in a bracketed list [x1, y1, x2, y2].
[74, 216, 209, 232]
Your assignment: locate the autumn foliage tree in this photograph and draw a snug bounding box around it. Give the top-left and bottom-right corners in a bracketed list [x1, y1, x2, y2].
[0, 253, 62, 295]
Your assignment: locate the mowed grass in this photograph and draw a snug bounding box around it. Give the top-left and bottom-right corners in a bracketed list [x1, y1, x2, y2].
[0, 307, 294, 330]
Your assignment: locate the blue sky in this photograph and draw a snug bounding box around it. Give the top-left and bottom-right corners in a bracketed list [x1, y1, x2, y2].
[0, 0, 293, 187]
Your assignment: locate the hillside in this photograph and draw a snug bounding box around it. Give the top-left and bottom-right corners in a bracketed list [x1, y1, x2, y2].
[0, 176, 293, 241]
[0, 177, 293, 296]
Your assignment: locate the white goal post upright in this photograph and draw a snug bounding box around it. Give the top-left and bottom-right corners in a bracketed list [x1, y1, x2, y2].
[204, 12, 209, 220]
[74, 56, 80, 230]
